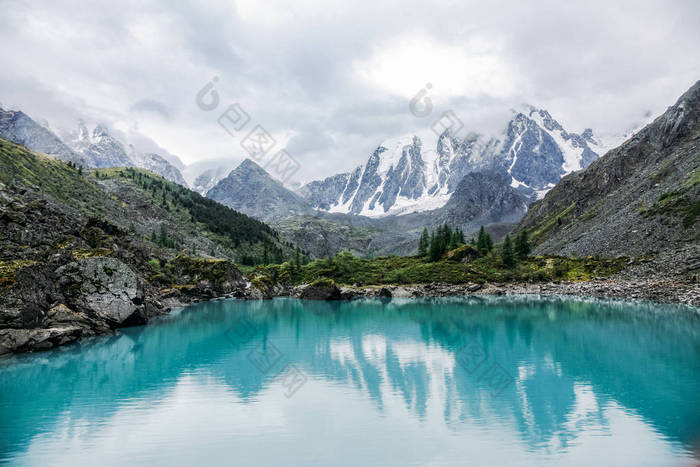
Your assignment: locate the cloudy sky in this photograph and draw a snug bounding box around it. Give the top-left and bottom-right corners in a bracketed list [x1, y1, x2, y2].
[1, 0, 698, 183]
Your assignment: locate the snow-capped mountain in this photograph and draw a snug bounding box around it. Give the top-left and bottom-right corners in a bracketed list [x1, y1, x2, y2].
[66, 121, 188, 187]
[298, 107, 607, 217]
[68, 121, 132, 168]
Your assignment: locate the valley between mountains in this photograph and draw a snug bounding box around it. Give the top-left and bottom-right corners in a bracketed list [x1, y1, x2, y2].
[0, 81, 698, 355]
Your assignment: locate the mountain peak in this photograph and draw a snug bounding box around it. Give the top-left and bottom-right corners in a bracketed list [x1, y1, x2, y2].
[92, 124, 110, 139]
[208, 158, 312, 222]
[76, 119, 89, 141]
[237, 158, 269, 174]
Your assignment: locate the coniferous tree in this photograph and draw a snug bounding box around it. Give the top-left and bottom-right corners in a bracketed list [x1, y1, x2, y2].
[428, 232, 442, 261]
[418, 228, 429, 256]
[501, 234, 516, 268]
[477, 226, 488, 254]
[295, 246, 301, 271]
[456, 227, 465, 245]
[476, 226, 494, 255]
[514, 230, 531, 259]
[448, 231, 458, 250]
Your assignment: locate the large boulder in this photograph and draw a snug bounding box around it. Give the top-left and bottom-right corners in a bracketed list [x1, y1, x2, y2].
[299, 279, 341, 300]
[56, 257, 144, 326]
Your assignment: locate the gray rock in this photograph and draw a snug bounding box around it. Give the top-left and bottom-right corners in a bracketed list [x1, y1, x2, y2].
[0, 326, 84, 355]
[56, 257, 142, 326]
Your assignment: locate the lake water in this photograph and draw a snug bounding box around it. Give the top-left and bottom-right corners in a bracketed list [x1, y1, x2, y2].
[1, 296, 699, 466]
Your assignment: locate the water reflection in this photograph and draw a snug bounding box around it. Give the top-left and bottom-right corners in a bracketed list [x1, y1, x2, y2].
[1, 296, 699, 466]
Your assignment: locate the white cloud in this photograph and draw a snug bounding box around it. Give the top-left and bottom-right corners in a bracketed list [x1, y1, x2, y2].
[0, 0, 698, 181]
[354, 34, 517, 100]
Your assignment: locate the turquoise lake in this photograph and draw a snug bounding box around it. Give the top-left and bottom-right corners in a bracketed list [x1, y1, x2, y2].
[1, 296, 699, 466]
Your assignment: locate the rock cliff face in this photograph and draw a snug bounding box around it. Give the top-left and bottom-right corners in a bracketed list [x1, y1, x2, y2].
[431, 171, 531, 227]
[516, 80, 700, 276]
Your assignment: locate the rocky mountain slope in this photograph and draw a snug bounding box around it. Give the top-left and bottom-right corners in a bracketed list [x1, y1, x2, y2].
[0, 109, 189, 186]
[0, 138, 293, 262]
[207, 159, 313, 222]
[517, 80, 700, 278]
[0, 107, 86, 166]
[298, 107, 608, 218]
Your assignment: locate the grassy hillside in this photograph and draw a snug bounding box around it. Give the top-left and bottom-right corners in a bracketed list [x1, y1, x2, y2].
[0, 138, 297, 264]
[0, 138, 106, 215]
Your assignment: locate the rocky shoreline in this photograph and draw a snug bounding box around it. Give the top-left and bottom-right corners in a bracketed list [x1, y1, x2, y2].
[276, 278, 700, 308]
[2, 277, 697, 357]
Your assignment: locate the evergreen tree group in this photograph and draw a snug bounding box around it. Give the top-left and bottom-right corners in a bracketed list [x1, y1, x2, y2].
[417, 224, 466, 261]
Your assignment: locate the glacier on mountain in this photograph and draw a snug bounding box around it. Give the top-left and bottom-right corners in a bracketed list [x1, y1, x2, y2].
[299, 107, 609, 218]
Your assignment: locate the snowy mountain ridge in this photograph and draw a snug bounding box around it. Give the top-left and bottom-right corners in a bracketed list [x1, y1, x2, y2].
[298, 107, 619, 217]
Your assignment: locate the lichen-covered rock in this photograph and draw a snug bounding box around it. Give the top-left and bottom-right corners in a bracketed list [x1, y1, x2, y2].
[56, 257, 143, 326]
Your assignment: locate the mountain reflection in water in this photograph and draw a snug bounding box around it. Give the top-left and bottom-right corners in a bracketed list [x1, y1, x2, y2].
[1, 296, 699, 466]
